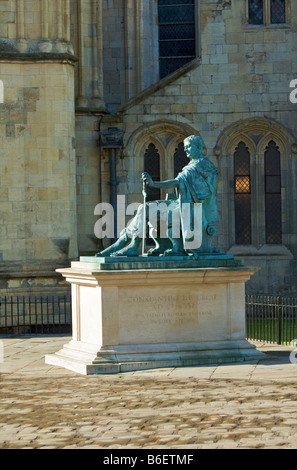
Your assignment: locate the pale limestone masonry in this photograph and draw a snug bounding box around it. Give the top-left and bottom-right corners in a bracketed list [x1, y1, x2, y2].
[98, 0, 297, 295]
[0, 0, 297, 296]
[0, 0, 77, 296]
[45, 262, 263, 374]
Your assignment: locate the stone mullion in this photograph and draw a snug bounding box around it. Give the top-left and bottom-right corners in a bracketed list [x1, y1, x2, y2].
[227, 155, 236, 248]
[264, 0, 270, 25]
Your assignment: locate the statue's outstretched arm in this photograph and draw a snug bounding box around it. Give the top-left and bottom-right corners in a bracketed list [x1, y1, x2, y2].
[142, 172, 179, 189]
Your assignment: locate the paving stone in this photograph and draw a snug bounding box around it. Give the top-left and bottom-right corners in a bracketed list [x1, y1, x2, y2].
[1, 336, 297, 449]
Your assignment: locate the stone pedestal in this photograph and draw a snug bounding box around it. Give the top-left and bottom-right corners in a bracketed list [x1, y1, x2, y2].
[45, 258, 264, 374]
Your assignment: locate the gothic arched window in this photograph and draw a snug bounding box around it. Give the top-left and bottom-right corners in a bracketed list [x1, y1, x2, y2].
[144, 143, 161, 201]
[234, 142, 252, 245]
[233, 139, 283, 246]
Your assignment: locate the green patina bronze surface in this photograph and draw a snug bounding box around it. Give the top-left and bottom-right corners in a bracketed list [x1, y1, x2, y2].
[96, 135, 228, 262]
[81, 254, 243, 271]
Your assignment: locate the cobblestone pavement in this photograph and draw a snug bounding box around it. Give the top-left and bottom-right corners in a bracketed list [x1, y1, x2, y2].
[0, 335, 297, 449]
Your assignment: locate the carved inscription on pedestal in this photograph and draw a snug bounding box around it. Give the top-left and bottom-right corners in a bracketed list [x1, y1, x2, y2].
[127, 293, 199, 326]
[119, 289, 220, 343]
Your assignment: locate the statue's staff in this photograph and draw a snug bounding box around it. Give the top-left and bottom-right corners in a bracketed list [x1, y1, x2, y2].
[142, 179, 147, 256]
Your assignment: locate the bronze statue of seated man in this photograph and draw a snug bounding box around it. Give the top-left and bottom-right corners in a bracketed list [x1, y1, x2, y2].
[96, 135, 219, 258]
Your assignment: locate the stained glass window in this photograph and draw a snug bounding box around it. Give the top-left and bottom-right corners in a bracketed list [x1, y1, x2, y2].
[144, 143, 161, 201]
[249, 0, 264, 25]
[248, 0, 286, 25]
[264, 141, 282, 244]
[270, 0, 286, 24]
[234, 142, 252, 245]
[158, 0, 196, 79]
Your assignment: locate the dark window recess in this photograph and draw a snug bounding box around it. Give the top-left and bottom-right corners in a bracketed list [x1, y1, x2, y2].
[159, 23, 196, 41]
[159, 57, 195, 79]
[174, 142, 189, 177]
[270, 0, 285, 24]
[234, 142, 252, 245]
[249, 0, 264, 25]
[265, 141, 282, 244]
[158, 0, 196, 79]
[144, 143, 161, 202]
[159, 39, 196, 58]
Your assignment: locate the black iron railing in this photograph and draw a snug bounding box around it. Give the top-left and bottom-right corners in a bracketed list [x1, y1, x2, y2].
[246, 295, 297, 345]
[0, 295, 71, 335]
[1, 294, 297, 344]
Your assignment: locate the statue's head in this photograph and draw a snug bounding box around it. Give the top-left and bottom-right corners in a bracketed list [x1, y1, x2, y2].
[183, 135, 204, 159]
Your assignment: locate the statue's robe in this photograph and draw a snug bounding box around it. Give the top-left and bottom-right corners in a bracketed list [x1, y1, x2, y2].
[176, 157, 219, 248]
[123, 156, 219, 251]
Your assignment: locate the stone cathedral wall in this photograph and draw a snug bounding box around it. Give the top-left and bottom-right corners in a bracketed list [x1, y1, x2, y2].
[0, 0, 77, 296]
[0, 1, 297, 296]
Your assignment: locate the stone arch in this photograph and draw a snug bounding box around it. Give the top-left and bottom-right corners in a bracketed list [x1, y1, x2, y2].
[215, 117, 295, 158]
[123, 120, 199, 180]
[226, 134, 256, 159]
[214, 117, 297, 252]
[257, 132, 288, 172]
[124, 120, 198, 157]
